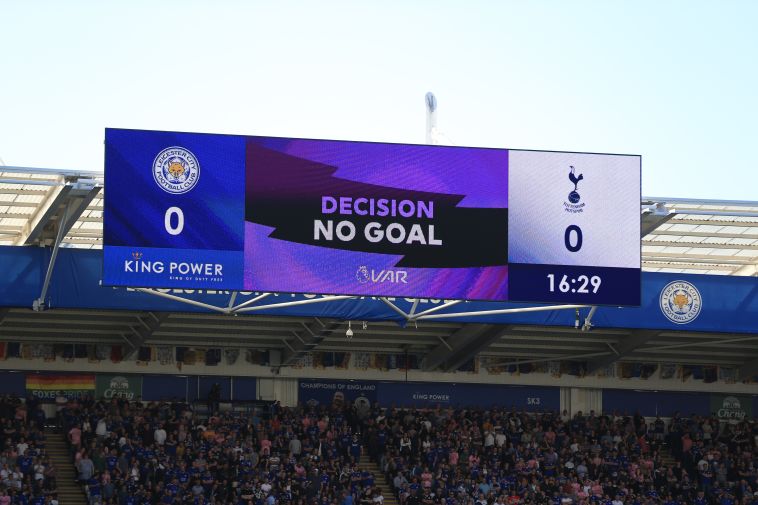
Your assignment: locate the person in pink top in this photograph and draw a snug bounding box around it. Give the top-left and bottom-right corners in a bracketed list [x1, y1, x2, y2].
[260, 436, 272, 456]
[68, 425, 82, 449]
[570, 480, 580, 494]
[591, 482, 602, 496]
[448, 450, 458, 466]
[421, 467, 433, 488]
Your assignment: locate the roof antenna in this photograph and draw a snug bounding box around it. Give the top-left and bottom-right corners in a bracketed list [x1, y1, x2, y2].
[425, 92, 437, 144]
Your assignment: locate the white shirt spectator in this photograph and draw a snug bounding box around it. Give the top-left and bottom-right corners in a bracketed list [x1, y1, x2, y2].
[95, 419, 107, 437]
[16, 442, 28, 456]
[154, 427, 167, 445]
[11, 470, 22, 489]
[289, 437, 302, 455]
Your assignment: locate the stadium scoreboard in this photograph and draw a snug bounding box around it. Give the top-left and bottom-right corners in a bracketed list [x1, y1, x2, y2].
[103, 128, 641, 305]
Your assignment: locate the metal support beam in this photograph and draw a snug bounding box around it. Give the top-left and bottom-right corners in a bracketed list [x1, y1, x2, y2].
[414, 304, 589, 321]
[235, 295, 354, 314]
[14, 183, 70, 245]
[15, 179, 101, 246]
[586, 329, 659, 372]
[33, 203, 71, 311]
[643, 335, 758, 352]
[440, 325, 516, 372]
[488, 351, 613, 368]
[380, 298, 409, 319]
[135, 288, 230, 314]
[582, 306, 598, 331]
[408, 299, 420, 317]
[409, 300, 463, 320]
[230, 293, 271, 311]
[123, 312, 170, 359]
[640, 202, 674, 238]
[226, 292, 238, 309]
[422, 324, 508, 372]
[280, 318, 341, 366]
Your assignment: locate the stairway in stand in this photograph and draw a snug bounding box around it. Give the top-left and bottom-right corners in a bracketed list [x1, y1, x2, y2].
[361, 450, 399, 505]
[658, 443, 677, 467]
[46, 429, 88, 505]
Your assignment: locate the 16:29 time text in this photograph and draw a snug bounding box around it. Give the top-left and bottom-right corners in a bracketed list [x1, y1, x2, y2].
[547, 274, 601, 294]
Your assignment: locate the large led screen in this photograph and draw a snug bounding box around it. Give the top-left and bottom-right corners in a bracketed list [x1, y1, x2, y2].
[104, 128, 641, 304]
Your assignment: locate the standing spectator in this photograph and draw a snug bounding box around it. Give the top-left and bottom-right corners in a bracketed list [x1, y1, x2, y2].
[68, 424, 81, 450]
[154, 423, 167, 446]
[290, 433, 302, 457]
[76, 452, 94, 483]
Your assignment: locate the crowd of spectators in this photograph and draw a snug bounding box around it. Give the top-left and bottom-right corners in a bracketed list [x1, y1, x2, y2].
[0, 395, 58, 505]
[366, 408, 758, 505]
[55, 396, 758, 505]
[61, 396, 380, 505]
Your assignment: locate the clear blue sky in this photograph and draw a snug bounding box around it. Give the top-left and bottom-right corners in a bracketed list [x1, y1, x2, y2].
[1, 1, 756, 200]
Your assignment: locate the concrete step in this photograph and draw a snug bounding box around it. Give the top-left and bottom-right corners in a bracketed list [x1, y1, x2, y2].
[360, 451, 400, 505]
[44, 428, 88, 505]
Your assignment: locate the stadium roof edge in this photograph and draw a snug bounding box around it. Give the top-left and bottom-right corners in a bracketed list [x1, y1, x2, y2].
[1, 166, 757, 276]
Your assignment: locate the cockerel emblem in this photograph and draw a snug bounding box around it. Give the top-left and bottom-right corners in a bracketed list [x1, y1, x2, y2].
[568, 166, 583, 204]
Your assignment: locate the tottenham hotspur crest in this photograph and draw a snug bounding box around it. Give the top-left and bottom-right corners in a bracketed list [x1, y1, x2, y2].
[153, 146, 200, 194]
[564, 165, 585, 213]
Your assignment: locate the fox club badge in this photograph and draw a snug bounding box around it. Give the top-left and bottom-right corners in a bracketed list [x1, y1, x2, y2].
[153, 146, 200, 194]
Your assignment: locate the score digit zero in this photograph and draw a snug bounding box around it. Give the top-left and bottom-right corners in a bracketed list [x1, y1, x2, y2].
[564, 225, 582, 252]
[164, 207, 184, 236]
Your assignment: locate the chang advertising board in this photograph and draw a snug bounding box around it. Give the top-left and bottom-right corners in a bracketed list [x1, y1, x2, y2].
[104, 128, 641, 305]
[711, 394, 752, 423]
[96, 375, 143, 400]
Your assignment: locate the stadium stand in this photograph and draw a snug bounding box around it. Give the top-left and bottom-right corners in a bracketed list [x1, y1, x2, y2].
[33, 397, 756, 505]
[0, 395, 59, 505]
[2, 171, 758, 505]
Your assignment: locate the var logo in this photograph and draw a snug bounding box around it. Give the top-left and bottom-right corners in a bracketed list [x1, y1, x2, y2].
[356, 266, 408, 284]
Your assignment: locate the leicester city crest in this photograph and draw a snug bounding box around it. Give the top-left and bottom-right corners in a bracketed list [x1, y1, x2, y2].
[152, 146, 200, 194]
[659, 280, 702, 324]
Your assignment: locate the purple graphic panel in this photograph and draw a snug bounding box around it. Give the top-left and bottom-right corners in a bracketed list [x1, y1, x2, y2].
[243, 137, 509, 300]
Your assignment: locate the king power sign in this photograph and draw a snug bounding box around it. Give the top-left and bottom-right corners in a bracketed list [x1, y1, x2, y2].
[96, 375, 143, 400]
